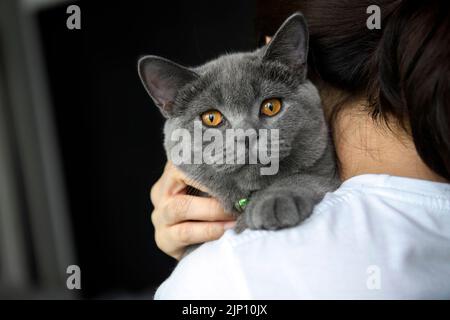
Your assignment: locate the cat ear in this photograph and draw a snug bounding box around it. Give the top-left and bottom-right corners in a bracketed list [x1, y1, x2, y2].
[262, 13, 309, 77]
[138, 56, 198, 118]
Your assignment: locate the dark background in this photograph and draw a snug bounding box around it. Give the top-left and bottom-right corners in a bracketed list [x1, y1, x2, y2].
[37, 0, 257, 298]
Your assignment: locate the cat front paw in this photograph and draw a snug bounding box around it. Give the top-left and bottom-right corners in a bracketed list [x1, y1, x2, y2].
[243, 189, 315, 230]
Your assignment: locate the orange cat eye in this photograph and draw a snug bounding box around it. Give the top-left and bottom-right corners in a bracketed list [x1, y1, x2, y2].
[261, 98, 282, 117]
[201, 110, 223, 127]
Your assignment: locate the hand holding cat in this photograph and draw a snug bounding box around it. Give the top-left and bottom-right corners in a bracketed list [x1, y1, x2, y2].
[150, 162, 236, 260]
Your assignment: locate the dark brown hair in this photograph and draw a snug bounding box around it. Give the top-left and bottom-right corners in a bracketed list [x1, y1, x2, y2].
[256, 0, 450, 181]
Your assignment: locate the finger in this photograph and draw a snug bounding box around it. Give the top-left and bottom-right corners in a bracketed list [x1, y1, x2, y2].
[154, 228, 183, 260]
[150, 163, 180, 207]
[163, 195, 235, 225]
[150, 208, 159, 228]
[170, 221, 234, 245]
[160, 163, 188, 197]
[150, 177, 163, 207]
[165, 161, 211, 194]
[150, 162, 189, 208]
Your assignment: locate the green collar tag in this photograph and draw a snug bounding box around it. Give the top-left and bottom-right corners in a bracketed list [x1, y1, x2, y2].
[234, 198, 249, 212]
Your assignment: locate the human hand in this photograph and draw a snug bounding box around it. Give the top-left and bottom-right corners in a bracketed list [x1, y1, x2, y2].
[150, 162, 236, 260]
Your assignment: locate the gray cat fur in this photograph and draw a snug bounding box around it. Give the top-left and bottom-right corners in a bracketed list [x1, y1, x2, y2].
[138, 13, 339, 232]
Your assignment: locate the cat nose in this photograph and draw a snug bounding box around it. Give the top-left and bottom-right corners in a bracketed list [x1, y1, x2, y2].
[234, 119, 258, 133]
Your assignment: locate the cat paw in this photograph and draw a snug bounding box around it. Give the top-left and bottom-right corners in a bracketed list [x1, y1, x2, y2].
[243, 190, 315, 230]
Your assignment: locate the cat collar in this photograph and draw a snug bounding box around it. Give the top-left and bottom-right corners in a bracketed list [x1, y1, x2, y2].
[234, 198, 249, 213]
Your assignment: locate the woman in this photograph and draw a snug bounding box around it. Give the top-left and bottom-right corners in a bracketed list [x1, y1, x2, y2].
[150, 0, 450, 298]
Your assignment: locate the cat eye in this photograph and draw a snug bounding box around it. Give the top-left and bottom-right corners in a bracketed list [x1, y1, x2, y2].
[260, 98, 282, 117]
[201, 110, 223, 127]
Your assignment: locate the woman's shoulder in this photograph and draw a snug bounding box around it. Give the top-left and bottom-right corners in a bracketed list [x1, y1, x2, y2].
[222, 174, 450, 251]
[155, 174, 450, 299]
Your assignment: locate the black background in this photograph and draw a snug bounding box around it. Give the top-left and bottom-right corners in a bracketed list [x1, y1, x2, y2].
[37, 0, 257, 298]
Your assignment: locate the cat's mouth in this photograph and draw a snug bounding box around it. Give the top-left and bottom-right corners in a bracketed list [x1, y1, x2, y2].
[213, 162, 271, 176]
[213, 163, 246, 173]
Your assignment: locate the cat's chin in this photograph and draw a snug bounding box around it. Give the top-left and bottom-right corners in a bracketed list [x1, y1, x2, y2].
[213, 163, 266, 178]
[213, 163, 245, 174]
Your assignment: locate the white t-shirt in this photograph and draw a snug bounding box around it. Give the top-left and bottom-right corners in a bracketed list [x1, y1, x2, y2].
[154, 174, 450, 299]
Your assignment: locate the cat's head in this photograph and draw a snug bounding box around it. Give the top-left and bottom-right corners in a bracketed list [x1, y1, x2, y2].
[138, 13, 327, 182]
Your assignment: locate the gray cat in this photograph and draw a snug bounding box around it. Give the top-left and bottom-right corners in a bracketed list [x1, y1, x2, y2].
[138, 13, 339, 233]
